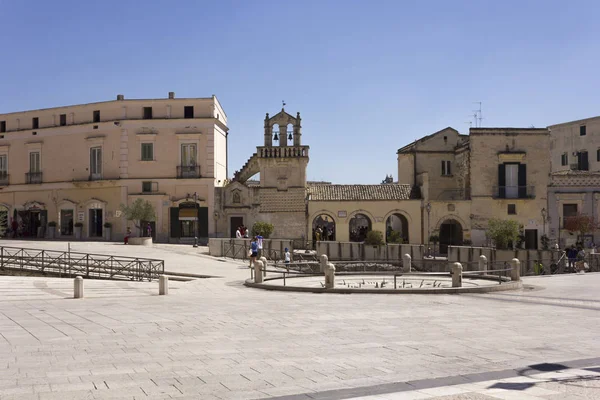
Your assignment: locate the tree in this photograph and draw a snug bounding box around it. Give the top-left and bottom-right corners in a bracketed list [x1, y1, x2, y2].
[564, 213, 598, 244]
[365, 230, 385, 246]
[387, 230, 403, 244]
[251, 222, 274, 238]
[120, 199, 156, 236]
[486, 219, 520, 249]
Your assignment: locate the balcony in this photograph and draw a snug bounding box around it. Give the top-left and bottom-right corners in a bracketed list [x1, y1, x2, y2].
[0, 173, 8, 186]
[492, 185, 535, 199]
[177, 165, 200, 179]
[26, 172, 43, 184]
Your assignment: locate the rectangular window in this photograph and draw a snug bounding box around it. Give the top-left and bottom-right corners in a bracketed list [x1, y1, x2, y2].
[563, 203, 578, 228]
[0, 121, 5, 133]
[441, 160, 451, 176]
[60, 114, 67, 126]
[561, 153, 568, 166]
[141, 143, 154, 161]
[184, 106, 194, 119]
[32, 117, 39, 129]
[90, 147, 102, 179]
[143, 107, 153, 119]
[578, 151, 589, 171]
[29, 152, 40, 172]
[142, 181, 153, 193]
[507, 204, 516, 215]
[580, 125, 586, 136]
[0, 155, 7, 181]
[93, 110, 100, 123]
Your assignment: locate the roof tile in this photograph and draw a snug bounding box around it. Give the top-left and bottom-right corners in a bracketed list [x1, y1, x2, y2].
[308, 184, 415, 201]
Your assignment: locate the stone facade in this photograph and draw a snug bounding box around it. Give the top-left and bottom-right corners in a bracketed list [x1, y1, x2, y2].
[549, 116, 600, 173]
[0, 93, 228, 242]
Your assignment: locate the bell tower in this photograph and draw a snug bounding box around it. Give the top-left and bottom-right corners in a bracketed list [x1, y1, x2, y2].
[259, 106, 309, 190]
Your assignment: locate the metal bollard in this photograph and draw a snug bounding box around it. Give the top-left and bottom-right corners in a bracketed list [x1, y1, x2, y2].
[159, 275, 169, 295]
[320, 254, 328, 273]
[479, 255, 487, 272]
[451, 262, 462, 287]
[74, 276, 84, 299]
[402, 254, 411, 273]
[254, 260, 264, 284]
[324, 262, 336, 289]
[510, 258, 521, 281]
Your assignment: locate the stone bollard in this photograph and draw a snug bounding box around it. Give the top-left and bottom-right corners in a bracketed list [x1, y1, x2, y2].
[510, 258, 521, 281]
[74, 276, 84, 299]
[320, 254, 328, 273]
[254, 260, 264, 284]
[402, 254, 411, 273]
[159, 275, 169, 295]
[478, 255, 487, 272]
[324, 262, 335, 289]
[260, 256, 268, 277]
[451, 262, 462, 288]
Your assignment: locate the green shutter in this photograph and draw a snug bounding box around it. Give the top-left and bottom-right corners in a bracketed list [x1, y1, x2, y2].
[198, 207, 209, 238]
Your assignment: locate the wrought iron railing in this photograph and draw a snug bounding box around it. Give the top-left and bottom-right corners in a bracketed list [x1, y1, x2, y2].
[0, 246, 164, 281]
[492, 185, 535, 199]
[177, 165, 200, 179]
[25, 172, 42, 184]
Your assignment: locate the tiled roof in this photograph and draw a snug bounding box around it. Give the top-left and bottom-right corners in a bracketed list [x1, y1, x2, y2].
[308, 184, 415, 201]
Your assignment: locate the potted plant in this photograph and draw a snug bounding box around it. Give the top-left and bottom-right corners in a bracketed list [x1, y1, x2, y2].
[74, 222, 83, 239]
[103, 222, 112, 241]
[47, 221, 57, 239]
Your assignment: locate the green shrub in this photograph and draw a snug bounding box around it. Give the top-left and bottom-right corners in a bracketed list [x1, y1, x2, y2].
[387, 230, 403, 244]
[365, 230, 385, 246]
[486, 219, 520, 249]
[251, 222, 274, 238]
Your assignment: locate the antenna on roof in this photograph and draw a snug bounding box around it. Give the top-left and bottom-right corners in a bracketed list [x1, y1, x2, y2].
[473, 102, 483, 127]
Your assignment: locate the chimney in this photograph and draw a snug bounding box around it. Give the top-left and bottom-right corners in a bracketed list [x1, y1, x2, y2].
[168, 92, 175, 99]
[117, 94, 124, 100]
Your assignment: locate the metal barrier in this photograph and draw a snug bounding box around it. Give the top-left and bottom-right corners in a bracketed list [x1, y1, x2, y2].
[0, 245, 164, 281]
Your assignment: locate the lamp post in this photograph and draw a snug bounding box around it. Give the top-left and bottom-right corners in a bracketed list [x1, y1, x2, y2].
[193, 192, 198, 248]
[541, 207, 547, 236]
[426, 202, 432, 257]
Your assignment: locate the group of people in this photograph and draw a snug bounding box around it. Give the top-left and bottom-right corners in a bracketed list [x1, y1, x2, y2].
[123, 223, 152, 244]
[313, 225, 334, 242]
[235, 225, 249, 239]
[566, 244, 589, 272]
[349, 226, 369, 242]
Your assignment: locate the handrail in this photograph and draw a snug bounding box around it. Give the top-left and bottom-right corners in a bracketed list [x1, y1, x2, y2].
[0, 245, 164, 281]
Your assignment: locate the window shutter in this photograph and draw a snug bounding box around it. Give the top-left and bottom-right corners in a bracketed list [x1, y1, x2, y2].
[170, 207, 180, 238]
[518, 164, 527, 198]
[447, 161, 451, 175]
[498, 164, 506, 198]
[198, 207, 209, 238]
[441, 161, 445, 175]
[581, 151, 589, 171]
[597, 149, 600, 162]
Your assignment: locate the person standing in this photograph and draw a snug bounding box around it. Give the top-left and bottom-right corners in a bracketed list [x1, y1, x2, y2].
[146, 223, 152, 238]
[284, 247, 291, 267]
[11, 218, 17, 238]
[236, 226, 242, 239]
[249, 236, 258, 269]
[124, 227, 132, 245]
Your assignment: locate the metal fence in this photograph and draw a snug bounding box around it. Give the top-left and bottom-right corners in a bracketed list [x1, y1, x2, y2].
[0, 245, 164, 281]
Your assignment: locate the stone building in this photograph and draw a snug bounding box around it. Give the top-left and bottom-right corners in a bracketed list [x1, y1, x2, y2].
[549, 116, 599, 173]
[396, 127, 550, 251]
[0, 93, 228, 242]
[214, 108, 309, 239]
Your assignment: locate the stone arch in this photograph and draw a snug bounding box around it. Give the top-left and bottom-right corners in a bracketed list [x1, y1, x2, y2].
[311, 212, 336, 242]
[384, 210, 409, 243]
[434, 214, 468, 232]
[438, 218, 464, 255]
[349, 212, 372, 242]
[84, 198, 107, 238]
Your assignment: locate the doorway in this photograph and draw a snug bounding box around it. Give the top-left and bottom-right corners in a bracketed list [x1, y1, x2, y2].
[525, 229, 538, 250]
[230, 216, 243, 238]
[439, 219, 463, 254]
[60, 209, 74, 236]
[88, 209, 103, 237]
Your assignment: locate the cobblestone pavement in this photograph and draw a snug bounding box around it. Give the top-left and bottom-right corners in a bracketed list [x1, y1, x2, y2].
[0, 240, 598, 399]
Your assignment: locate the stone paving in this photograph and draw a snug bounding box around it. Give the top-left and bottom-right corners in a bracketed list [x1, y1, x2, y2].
[0, 240, 598, 399]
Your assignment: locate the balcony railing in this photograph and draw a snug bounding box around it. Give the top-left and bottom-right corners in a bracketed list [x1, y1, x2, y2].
[177, 165, 200, 179]
[26, 172, 42, 184]
[492, 185, 535, 199]
[0, 173, 8, 186]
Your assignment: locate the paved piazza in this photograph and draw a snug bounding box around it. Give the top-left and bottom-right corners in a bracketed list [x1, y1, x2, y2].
[0, 240, 598, 400]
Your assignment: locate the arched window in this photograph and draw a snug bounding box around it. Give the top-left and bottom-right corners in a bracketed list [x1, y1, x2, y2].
[349, 213, 371, 242]
[386, 213, 409, 243]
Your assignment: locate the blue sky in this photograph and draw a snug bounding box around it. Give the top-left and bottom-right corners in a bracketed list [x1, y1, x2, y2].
[0, 0, 598, 184]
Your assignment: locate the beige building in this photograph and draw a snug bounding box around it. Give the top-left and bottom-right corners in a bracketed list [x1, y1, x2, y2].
[549, 116, 599, 173]
[397, 127, 550, 252]
[0, 92, 228, 242]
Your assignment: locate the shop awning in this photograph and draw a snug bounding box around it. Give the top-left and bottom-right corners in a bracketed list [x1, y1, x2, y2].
[179, 208, 197, 220]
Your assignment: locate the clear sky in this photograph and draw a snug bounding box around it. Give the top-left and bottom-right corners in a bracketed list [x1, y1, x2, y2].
[0, 0, 598, 184]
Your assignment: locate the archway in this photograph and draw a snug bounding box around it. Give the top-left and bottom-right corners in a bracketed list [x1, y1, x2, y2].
[312, 214, 335, 242]
[386, 213, 408, 243]
[439, 219, 463, 254]
[349, 213, 371, 242]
